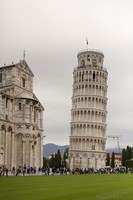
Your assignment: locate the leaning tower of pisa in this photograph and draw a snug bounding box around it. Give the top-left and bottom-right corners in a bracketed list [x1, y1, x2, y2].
[68, 49, 108, 170]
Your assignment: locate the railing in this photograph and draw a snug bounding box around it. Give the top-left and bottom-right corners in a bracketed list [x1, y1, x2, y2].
[77, 49, 104, 55]
[74, 65, 107, 71]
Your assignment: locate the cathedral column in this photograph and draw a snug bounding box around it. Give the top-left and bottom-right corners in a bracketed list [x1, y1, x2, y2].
[0, 129, 2, 165]
[40, 111, 43, 129]
[23, 104, 25, 122]
[14, 137, 17, 169]
[34, 141, 37, 167]
[30, 139, 33, 167]
[36, 109, 39, 125]
[0, 128, 1, 147]
[30, 104, 32, 124]
[5, 131, 8, 165]
[22, 139, 26, 166]
[41, 135, 43, 167]
[11, 132, 15, 168]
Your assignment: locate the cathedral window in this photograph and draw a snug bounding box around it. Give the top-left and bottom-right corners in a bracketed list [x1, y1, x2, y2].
[6, 98, 8, 108]
[22, 78, 25, 87]
[19, 103, 22, 110]
[6, 115, 8, 121]
[0, 73, 2, 83]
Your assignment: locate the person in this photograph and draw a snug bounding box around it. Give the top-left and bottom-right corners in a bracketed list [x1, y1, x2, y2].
[22, 168, 25, 176]
[5, 167, 8, 177]
[16, 168, 20, 176]
[48, 168, 50, 176]
[2, 166, 5, 176]
[34, 167, 36, 174]
[12, 166, 15, 174]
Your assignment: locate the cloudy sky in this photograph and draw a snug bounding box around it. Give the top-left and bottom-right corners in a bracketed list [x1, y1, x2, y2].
[0, 0, 133, 148]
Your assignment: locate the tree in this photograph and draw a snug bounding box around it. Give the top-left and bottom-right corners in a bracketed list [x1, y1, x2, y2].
[129, 147, 132, 159]
[122, 148, 126, 166]
[63, 147, 69, 167]
[126, 146, 132, 160]
[57, 149, 61, 168]
[49, 154, 54, 168]
[54, 153, 58, 168]
[125, 160, 133, 168]
[106, 153, 110, 166]
[64, 147, 69, 159]
[43, 157, 48, 168]
[111, 152, 115, 168]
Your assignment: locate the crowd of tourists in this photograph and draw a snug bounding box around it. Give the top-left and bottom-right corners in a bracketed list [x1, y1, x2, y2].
[0, 165, 132, 177]
[46, 167, 132, 175]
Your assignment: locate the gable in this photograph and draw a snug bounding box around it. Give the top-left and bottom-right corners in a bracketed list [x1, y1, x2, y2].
[16, 60, 34, 77]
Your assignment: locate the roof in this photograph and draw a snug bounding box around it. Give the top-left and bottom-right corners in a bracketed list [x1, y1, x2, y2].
[0, 63, 15, 70]
[0, 60, 34, 77]
[16, 91, 44, 110]
[106, 154, 122, 159]
[16, 91, 37, 102]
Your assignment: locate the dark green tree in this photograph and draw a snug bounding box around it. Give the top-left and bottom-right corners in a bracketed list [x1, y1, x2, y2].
[57, 149, 61, 168]
[64, 147, 69, 159]
[126, 146, 132, 160]
[111, 152, 115, 168]
[122, 148, 126, 166]
[63, 147, 69, 167]
[106, 153, 110, 166]
[125, 160, 133, 168]
[43, 157, 48, 167]
[129, 147, 132, 159]
[49, 154, 55, 168]
[54, 153, 58, 168]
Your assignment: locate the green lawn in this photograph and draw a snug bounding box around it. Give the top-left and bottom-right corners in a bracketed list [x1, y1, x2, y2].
[0, 174, 133, 200]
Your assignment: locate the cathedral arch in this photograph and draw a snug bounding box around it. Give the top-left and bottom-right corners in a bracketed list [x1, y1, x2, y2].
[25, 134, 31, 138]
[1, 125, 6, 131]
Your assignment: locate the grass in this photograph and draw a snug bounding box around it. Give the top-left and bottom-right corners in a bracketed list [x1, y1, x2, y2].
[0, 174, 133, 200]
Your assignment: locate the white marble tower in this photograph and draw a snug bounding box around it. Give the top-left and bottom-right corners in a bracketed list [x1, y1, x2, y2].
[69, 49, 108, 170]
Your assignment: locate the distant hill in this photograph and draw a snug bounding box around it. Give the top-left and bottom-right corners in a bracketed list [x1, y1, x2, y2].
[106, 148, 122, 154]
[43, 144, 122, 158]
[43, 143, 69, 158]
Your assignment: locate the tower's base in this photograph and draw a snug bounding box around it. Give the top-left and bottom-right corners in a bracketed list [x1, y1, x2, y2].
[68, 150, 106, 170]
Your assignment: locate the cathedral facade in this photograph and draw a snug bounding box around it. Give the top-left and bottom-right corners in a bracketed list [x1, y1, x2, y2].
[0, 60, 44, 170]
[69, 49, 108, 170]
